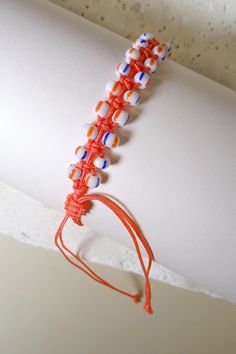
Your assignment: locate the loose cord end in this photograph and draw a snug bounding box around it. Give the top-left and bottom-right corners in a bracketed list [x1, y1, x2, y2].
[143, 303, 154, 315]
[56, 193, 155, 316]
[133, 294, 140, 303]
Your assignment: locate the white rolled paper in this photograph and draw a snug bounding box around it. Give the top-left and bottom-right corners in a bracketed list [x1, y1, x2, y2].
[0, 0, 236, 303]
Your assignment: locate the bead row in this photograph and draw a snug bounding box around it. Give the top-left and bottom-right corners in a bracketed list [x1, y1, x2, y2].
[67, 33, 172, 189]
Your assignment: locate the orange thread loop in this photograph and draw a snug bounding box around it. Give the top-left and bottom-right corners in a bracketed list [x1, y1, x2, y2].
[56, 192, 154, 314]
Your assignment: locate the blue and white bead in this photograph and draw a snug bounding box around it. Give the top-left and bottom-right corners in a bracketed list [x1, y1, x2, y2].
[94, 156, 110, 169]
[134, 71, 150, 89]
[123, 90, 140, 105]
[112, 109, 129, 127]
[94, 100, 110, 118]
[133, 38, 148, 50]
[85, 172, 102, 188]
[67, 164, 82, 181]
[105, 80, 122, 96]
[144, 57, 158, 74]
[115, 62, 131, 78]
[102, 132, 120, 148]
[81, 123, 99, 140]
[163, 42, 172, 56]
[152, 45, 167, 62]
[140, 32, 154, 41]
[125, 48, 140, 64]
[75, 146, 88, 161]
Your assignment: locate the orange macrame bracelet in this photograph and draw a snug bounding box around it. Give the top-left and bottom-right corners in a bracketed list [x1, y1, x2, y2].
[55, 33, 172, 315]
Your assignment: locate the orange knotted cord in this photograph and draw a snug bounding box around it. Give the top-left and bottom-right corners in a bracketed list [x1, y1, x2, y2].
[55, 215, 140, 303]
[54, 34, 172, 315]
[55, 193, 154, 314]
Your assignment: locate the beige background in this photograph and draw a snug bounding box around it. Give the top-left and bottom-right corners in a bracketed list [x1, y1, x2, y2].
[49, 0, 236, 91]
[0, 235, 236, 354]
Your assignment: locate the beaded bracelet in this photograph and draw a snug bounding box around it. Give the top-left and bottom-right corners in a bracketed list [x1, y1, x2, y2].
[55, 32, 172, 315]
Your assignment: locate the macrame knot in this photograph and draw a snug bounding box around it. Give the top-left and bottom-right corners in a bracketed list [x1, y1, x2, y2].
[139, 47, 153, 59]
[149, 38, 160, 47]
[97, 120, 112, 132]
[108, 96, 124, 110]
[119, 76, 134, 90]
[64, 192, 90, 225]
[81, 162, 96, 174]
[133, 62, 145, 72]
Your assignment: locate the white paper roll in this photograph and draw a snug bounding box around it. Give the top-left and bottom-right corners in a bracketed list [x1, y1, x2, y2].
[0, 0, 236, 303]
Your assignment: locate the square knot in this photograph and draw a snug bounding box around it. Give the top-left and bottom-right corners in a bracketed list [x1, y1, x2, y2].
[108, 96, 124, 110]
[119, 76, 134, 90]
[90, 141, 105, 153]
[65, 193, 90, 225]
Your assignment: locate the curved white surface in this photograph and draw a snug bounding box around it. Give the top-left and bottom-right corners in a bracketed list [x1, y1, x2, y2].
[0, 0, 235, 302]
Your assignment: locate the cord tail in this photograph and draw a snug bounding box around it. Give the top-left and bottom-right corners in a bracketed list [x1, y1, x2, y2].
[54, 193, 154, 315]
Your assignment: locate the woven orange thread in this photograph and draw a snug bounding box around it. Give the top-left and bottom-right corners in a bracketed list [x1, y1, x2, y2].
[55, 34, 172, 315]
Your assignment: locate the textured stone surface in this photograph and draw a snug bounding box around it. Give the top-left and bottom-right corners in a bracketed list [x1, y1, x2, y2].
[49, 0, 236, 91]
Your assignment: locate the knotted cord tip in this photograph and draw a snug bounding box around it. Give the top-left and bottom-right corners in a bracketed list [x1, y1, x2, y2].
[143, 303, 154, 315]
[74, 216, 84, 226]
[133, 294, 140, 303]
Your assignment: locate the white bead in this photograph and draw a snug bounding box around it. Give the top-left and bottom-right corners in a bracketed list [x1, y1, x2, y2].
[140, 32, 155, 40]
[134, 71, 150, 89]
[112, 109, 129, 127]
[163, 42, 172, 56]
[81, 123, 99, 140]
[125, 48, 140, 64]
[152, 45, 167, 62]
[123, 90, 140, 105]
[94, 156, 110, 169]
[115, 62, 131, 78]
[75, 146, 88, 160]
[67, 164, 82, 181]
[105, 80, 122, 96]
[133, 38, 148, 50]
[94, 100, 110, 118]
[85, 172, 102, 188]
[102, 132, 120, 148]
[144, 57, 158, 74]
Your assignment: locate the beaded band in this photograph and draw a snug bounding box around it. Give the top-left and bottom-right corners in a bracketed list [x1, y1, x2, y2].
[55, 32, 172, 315]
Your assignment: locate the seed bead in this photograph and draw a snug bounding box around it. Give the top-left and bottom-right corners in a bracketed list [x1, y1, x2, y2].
[112, 109, 129, 127]
[140, 32, 155, 40]
[105, 80, 122, 96]
[94, 156, 111, 169]
[133, 38, 148, 50]
[67, 164, 82, 181]
[125, 48, 140, 64]
[85, 172, 102, 188]
[81, 123, 99, 140]
[152, 45, 167, 62]
[144, 58, 158, 74]
[123, 90, 140, 105]
[115, 62, 131, 78]
[94, 100, 110, 118]
[75, 146, 88, 161]
[102, 132, 120, 148]
[134, 71, 150, 89]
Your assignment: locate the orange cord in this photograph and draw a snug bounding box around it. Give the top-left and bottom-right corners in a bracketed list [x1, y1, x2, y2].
[54, 35, 171, 315]
[55, 194, 154, 314]
[55, 215, 140, 303]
